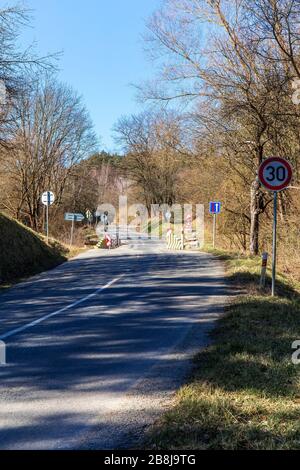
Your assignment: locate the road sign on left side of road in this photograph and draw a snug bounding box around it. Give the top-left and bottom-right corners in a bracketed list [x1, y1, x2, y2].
[64, 213, 85, 222]
[41, 191, 55, 206]
[73, 213, 85, 221]
[209, 202, 221, 214]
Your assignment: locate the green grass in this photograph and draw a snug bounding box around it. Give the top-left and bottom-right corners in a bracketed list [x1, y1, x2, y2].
[0, 213, 69, 288]
[145, 250, 300, 450]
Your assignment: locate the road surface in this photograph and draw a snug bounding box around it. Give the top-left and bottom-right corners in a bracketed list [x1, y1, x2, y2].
[0, 240, 227, 449]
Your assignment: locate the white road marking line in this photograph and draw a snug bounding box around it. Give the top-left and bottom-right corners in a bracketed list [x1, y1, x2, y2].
[0, 276, 124, 341]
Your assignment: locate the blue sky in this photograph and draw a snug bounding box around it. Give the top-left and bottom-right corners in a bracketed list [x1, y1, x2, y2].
[21, 0, 161, 151]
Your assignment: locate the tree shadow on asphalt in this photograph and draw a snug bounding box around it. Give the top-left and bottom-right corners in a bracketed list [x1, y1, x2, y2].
[0, 251, 229, 449]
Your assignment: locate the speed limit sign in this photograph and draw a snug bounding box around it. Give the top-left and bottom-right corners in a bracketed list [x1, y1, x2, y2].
[258, 157, 293, 297]
[258, 157, 293, 191]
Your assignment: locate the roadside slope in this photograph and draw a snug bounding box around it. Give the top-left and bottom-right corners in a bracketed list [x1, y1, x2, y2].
[0, 213, 67, 285]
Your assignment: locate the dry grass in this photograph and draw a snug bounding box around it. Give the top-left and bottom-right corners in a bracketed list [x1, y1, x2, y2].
[0, 212, 87, 289]
[145, 251, 300, 450]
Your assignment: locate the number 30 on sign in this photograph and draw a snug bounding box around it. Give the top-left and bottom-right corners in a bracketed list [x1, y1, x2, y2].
[258, 157, 293, 192]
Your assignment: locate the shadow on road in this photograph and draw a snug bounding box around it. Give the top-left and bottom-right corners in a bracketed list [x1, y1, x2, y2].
[0, 251, 229, 449]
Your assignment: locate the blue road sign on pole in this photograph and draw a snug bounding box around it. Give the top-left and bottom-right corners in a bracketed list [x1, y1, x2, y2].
[209, 202, 221, 249]
[209, 202, 221, 214]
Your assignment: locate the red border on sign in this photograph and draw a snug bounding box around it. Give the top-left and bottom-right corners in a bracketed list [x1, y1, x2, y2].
[258, 157, 293, 191]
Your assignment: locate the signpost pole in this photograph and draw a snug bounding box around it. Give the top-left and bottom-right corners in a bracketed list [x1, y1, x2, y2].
[213, 214, 216, 249]
[70, 217, 75, 247]
[272, 191, 278, 297]
[46, 202, 49, 243]
[210, 202, 221, 249]
[41, 192, 55, 243]
[43, 205, 46, 236]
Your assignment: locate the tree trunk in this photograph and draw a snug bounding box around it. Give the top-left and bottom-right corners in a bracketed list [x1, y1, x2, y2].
[250, 178, 260, 255]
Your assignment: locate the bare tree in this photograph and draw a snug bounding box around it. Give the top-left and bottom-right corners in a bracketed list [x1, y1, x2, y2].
[142, 0, 300, 254]
[115, 111, 186, 211]
[0, 5, 58, 148]
[63, 152, 124, 217]
[244, 0, 300, 78]
[0, 77, 97, 230]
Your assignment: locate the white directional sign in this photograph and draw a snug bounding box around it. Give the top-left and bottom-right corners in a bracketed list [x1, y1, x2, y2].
[65, 213, 85, 222]
[41, 191, 55, 206]
[258, 157, 293, 192]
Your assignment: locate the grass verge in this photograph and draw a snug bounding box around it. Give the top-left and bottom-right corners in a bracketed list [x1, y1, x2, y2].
[145, 249, 300, 450]
[0, 213, 88, 290]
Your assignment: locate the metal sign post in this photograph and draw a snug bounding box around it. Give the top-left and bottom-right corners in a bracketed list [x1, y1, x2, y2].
[46, 203, 49, 242]
[213, 214, 216, 249]
[258, 157, 293, 297]
[70, 217, 75, 247]
[46, 191, 51, 242]
[41, 191, 55, 243]
[209, 202, 221, 249]
[272, 192, 278, 297]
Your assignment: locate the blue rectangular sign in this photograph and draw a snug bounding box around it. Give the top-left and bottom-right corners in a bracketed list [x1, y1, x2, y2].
[209, 202, 221, 214]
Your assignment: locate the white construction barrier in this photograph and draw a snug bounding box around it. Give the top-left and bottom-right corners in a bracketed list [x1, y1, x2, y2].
[167, 231, 184, 250]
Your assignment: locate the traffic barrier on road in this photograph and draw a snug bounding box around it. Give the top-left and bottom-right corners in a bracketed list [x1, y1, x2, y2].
[105, 234, 112, 249]
[184, 232, 200, 249]
[97, 234, 121, 250]
[167, 231, 184, 250]
[97, 238, 106, 249]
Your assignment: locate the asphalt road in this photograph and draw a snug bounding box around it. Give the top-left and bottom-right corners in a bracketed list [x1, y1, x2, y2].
[0, 240, 227, 449]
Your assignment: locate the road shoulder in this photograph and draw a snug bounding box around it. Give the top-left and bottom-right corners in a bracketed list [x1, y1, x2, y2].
[143, 251, 300, 450]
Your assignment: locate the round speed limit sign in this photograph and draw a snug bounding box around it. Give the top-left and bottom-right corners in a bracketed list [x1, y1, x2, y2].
[258, 157, 293, 191]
